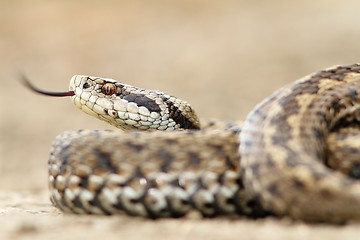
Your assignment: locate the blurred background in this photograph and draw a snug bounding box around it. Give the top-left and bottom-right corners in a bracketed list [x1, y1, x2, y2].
[2, 0, 360, 193]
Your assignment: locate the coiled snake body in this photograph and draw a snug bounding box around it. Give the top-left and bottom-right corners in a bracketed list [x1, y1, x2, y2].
[24, 64, 360, 223]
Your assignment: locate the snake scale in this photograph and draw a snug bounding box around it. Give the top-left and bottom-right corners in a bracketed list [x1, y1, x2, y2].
[23, 63, 360, 223]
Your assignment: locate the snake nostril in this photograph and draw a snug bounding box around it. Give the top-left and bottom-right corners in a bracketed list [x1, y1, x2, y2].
[83, 82, 91, 89]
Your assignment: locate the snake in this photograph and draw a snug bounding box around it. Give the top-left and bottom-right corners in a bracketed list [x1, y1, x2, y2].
[22, 63, 360, 223]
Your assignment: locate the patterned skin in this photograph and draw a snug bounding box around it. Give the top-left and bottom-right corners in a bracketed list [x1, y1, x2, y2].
[22, 64, 360, 223]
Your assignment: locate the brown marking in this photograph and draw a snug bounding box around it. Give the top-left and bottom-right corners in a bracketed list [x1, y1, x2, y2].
[125, 141, 145, 152]
[250, 163, 260, 176]
[164, 98, 200, 130]
[311, 64, 360, 82]
[123, 93, 161, 113]
[292, 178, 305, 190]
[188, 152, 201, 165]
[267, 183, 279, 196]
[157, 149, 174, 172]
[266, 154, 276, 167]
[349, 163, 360, 179]
[94, 148, 117, 173]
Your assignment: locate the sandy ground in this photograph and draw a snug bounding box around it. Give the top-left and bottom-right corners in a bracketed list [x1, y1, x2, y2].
[3, 0, 360, 239]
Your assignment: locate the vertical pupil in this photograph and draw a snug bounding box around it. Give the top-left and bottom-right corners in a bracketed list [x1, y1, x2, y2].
[105, 86, 111, 94]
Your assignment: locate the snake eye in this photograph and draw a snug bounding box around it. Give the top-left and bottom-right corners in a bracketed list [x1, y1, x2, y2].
[101, 83, 116, 95]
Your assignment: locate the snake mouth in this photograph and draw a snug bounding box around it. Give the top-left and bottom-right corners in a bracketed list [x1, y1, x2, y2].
[21, 75, 75, 97]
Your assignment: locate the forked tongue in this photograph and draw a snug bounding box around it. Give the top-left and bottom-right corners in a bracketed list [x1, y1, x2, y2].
[21, 75, 74, 97]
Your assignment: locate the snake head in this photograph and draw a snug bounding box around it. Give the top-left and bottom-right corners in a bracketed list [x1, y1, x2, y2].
[23, 74, 201, 131]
